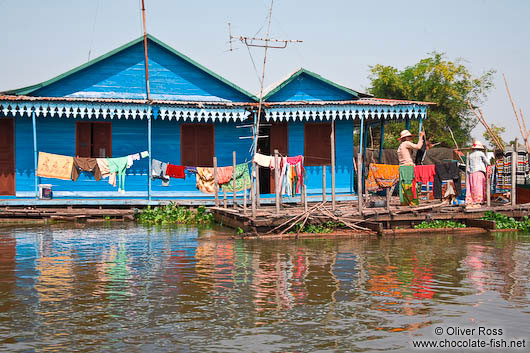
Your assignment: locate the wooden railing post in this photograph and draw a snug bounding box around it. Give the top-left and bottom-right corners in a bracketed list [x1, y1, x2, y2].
[232, 151, 237, 209]
[322, 165, 326, 202]
[274, 149, 280, 215]
[331, 118, 336, 211]
[213, 156, 219, 207]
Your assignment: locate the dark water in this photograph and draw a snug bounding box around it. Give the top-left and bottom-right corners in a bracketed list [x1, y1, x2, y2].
[0, 224, 529, 352]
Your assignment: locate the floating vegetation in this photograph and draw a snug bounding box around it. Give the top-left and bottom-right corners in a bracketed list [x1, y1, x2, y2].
[135, 204, 213, 226]
[414, 220, 466, 229]
[289, 221, 343, 234]
[481, 211, 530, 231]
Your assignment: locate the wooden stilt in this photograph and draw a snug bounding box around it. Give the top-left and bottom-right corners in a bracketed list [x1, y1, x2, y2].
[322, 165, 326, 202]
[233, 151, 237, 209]
[357, 152, 363, 213]
[255, 163, 260, 207]
[331, 118, 336, 211]
[274, 149, 280, 215]
[213, 156, 219, 207]
[243, 178, 247, 215]
[510, 139, 518, 206]
[251, 165, 256, 218]
[304, 184, 308, 212]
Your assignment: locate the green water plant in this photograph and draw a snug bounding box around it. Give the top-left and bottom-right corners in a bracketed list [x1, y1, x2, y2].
[135, 204, 213, 226]
[481, 211, 530, 231]
[289, 221, 342, 234]
[414, 220, 466, 229]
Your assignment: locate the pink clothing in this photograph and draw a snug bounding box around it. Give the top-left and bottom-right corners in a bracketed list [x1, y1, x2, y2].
[286, 156, 303, 165]
[286, 155, 304, 194]
[216, 166, 234, 184]
[397, 139, 423, 166]
[466, 171, 486, 204]
[414, 164, 436, 185]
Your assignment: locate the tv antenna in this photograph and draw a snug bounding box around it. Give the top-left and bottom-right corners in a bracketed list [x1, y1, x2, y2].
[228, 0, 302, 156]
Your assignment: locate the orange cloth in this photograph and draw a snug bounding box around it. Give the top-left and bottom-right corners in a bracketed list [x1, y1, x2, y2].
[196, 167, 215, 194]
[217, 166, 234, 185]
[36, 152, 74, 180]
[365, 163, 400, 192]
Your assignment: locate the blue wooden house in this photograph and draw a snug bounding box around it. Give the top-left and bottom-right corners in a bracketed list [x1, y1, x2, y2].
[0, 35, 429, 202]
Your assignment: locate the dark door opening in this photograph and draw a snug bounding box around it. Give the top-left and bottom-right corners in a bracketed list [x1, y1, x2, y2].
[257, 122, 288, 194]
[0, 119, 15, 196]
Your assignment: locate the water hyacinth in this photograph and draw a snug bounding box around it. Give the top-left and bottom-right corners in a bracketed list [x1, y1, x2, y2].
[135, 204, 214, 226]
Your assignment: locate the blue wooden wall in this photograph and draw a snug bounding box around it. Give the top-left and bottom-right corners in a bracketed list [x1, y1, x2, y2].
[288, 120, 354, 195]
[14, 116, 253, 198]
[31, 40, 253, 102]
[265, 72, 354, 102]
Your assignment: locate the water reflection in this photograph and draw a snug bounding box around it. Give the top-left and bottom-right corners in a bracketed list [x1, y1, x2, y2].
[0, 225, 529, 352]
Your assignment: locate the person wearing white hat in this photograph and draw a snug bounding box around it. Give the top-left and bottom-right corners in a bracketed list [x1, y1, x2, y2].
[465, 140, 489, 208]
[397, 129, 425, 166]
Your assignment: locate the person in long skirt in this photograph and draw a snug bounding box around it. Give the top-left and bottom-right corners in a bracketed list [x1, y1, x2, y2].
[466, 140, 489, 208]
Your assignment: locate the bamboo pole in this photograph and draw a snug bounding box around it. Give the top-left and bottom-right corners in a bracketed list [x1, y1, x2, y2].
[213, 157, 219, 207]
[520, 108, 530, 151]
[331, 118, 336, 211]
[274, 149, 280, 215]
[478, 108, 504, 151]
[467, 102, 503, 151]
[322, 165, 326, 202]
[232, 151, 237, 209]
[503, 74, 530, 152]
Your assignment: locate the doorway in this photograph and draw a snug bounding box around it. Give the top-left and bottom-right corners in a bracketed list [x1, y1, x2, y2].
[256, 122, 288, 194]
[0, 119, 15, 196]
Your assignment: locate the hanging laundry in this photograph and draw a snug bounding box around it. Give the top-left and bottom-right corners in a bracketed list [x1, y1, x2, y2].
[222, 164, 250, 192]
[166, 164, 186, 179]
[37, 152, 74, 181]
[216, 166, 234, 184]
[152, 159, 170, 186]
[72, 157, 102, 182]
[399, 165, 418, 206]
[127, 153, 141, 168]
[107, 156, 130, 192]
[185, 166, 198, 174]
[196, 167, 215, 194]
[140, 151, 149, 158]
[286, 156, 304, 194]
[253, 153, 274, 168]
[433, 162, 462, 199]
[96, 158, 116, 187]
[414, 164, 436, 186]
[365, 164, 400, 192]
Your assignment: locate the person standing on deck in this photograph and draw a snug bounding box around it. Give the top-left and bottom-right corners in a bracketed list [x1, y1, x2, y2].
[397, 130, 425, 166]
[397, 129, 424, 206]
[465, 140, 489, 208]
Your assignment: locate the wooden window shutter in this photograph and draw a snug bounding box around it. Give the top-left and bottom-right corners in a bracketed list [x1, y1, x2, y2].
[181, 124, 214, 167]
[76, 122, 92, 157]
[304, 123, 332, 166]
[92, 123, 112, 157]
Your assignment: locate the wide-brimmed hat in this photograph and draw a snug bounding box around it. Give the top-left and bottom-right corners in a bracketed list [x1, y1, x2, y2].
[472, 140, 485, 150]
[398, 130, 414, 140]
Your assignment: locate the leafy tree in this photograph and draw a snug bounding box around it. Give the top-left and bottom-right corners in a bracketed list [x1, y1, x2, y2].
[482, 123, 506, 149]
[368, 52, 495, 148]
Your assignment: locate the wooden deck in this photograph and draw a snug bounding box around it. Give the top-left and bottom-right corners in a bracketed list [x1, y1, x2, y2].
[210, 198, 530, 235]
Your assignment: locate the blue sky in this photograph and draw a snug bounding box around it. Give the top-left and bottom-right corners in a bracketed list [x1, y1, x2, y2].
[2, 0, 529, 145]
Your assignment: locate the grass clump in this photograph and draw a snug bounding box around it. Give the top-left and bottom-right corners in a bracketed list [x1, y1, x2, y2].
[481, 211, 530, 231]
[414, 220, 466, 229]
[135, 204, 213, 226]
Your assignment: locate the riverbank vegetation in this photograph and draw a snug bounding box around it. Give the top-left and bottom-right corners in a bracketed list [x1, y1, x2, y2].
[482, 211, 530, 231]
[289, 221, 343, 234]
[135, 204, 214, 226]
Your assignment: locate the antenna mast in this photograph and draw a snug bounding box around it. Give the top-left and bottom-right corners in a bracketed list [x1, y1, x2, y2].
[141, 0, 151, 100]
[228, 0, 302, 155]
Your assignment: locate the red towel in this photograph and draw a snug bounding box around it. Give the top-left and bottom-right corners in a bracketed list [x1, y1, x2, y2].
[414, 164, 436, 185]
[166, 164, 186, 179]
